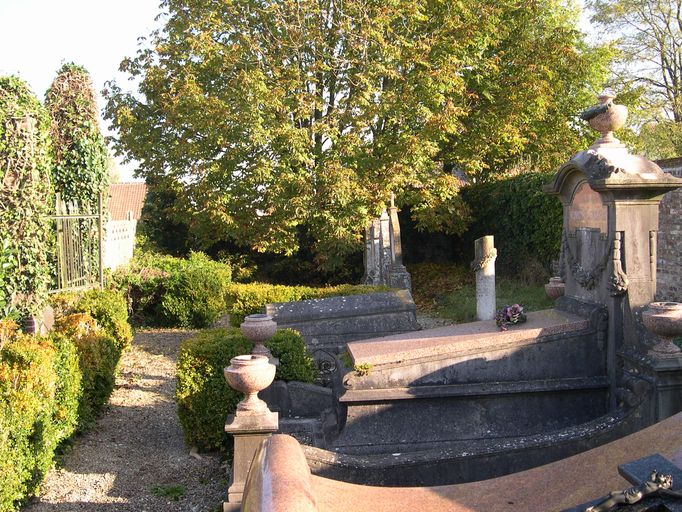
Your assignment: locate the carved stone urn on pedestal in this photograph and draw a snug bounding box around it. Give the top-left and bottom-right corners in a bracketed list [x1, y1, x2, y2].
[642, 302, 682, 357]
[544, 277, 565, 300]
[240, 313, 278, 363]
[224, 354, 276, 415]
[582, 92, 629, 147]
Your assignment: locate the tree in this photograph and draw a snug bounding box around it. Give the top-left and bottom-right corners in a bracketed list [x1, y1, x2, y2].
[105, 0, 610, 269]
[45, 63, 108, 212]
[589, 0, 682, 157]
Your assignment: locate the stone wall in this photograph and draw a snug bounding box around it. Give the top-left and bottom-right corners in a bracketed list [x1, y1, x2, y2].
[657, 157, 682, 301]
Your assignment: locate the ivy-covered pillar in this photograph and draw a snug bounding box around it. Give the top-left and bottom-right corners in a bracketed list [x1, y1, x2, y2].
[0, 76, 54, 323]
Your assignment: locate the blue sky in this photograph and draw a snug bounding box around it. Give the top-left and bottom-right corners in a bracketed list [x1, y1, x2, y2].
[0, 0, 162, 180]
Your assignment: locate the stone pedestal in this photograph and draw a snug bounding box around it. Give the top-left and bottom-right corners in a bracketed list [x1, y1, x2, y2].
[224, 412, 279, 504]
[223, 354, 278, 507]
[473, 236, 496, 321]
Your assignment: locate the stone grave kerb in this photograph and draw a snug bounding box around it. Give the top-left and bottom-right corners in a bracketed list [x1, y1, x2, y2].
[545, 143, 682, 354]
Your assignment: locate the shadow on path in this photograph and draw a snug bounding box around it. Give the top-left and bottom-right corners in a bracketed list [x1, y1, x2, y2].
[24, 330, 227, 512]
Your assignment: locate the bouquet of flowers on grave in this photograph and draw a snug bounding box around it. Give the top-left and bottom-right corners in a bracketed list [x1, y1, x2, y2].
[495, 304, 527, 331]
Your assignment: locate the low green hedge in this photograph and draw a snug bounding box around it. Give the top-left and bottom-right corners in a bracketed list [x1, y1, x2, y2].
[113, 251, 232, 328]
[226, 283, 386, 326]
[51, 288, 133, 349]
[0, 330, 81, 511]
[0, 290, 132, 511]
[176, 328, 316, 450]
[53, 312, 124, 431]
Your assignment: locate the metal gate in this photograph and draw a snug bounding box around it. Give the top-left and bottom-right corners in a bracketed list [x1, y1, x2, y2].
[50, 193, 104, 292]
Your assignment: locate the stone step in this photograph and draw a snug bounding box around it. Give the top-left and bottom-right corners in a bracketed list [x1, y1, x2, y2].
[340, 376, 609, 403]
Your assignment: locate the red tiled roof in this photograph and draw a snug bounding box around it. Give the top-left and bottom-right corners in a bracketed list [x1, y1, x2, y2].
[108, 182, 147, 221]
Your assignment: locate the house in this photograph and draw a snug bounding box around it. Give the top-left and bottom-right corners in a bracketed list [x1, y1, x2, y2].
[105, 182, 147, 269]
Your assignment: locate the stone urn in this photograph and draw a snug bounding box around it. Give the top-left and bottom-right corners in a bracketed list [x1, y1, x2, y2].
[240, 313, 277, 360]
[224, 354, 276, 415]
[642, 302, 682, 357]
[583, 92, 628, 147]
[544, 277, 565, 300]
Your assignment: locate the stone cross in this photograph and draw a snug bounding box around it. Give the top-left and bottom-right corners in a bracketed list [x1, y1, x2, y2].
[387, 194, 412, 291]
[472, 235, 497, 321]
[362, 196, 412, 291]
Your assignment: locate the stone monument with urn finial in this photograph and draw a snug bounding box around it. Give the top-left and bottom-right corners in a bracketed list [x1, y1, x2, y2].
[545, 92, 682, 418]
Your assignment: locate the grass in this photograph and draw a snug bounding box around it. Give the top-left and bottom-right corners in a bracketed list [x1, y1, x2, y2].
[409, 262, 553, 323]
[150, 484, 186, 501]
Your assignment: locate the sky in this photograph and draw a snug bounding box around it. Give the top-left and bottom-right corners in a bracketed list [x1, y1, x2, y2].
[0, 0, 163, 181]
[0, 1, 596, 182]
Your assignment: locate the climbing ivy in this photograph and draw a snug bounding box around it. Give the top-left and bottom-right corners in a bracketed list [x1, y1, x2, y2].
[0, 76, 54, 316]
[45, 63, 108, 212]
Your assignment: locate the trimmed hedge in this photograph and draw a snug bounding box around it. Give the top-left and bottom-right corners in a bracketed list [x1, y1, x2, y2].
[53, 312, 123, 430]
[226, 283, 387, 326]
[51, 289, 133, 349]
[460, 171, 563, 274]
[73, 289, 133, 349]
[0, 332, 81, 511]
[0, 290, 132, 511]
[176, 328, 316, 450]
[113, 251, 232, 328]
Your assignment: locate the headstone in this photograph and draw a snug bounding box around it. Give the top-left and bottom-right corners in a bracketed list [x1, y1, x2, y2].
[362, 197, 412, 291]
[265, 289, 420, 354]
[473, 235, 496, 321]
[387, 195, 412, 291]
[545, 93, 682, 419]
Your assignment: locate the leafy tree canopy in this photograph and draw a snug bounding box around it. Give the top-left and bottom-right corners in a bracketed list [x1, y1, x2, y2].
[105, 0, 611, 269]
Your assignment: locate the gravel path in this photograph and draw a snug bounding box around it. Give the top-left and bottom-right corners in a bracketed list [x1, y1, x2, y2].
[25, 330, 228, 512]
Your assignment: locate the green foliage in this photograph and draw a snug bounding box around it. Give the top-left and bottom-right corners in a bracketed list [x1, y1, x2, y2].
[150, 484, 185, 501]
[412, 263, 553, 323]
[266, 329, 317, 383]
[54, 313, 122, 430]
[353, 363, 373, 377]
[0, 333, 81, 512]
[113, 251, 232, 328]
[105, 0, 610, 269]
[73, 289, 133, 349]
[636, 121, 682, 160]
[0, 296, 125, 511]
[45, 63, 108, 211]
[408, 263, 473, 313]
[461, 172, 563, 273]
[137, 176, 193, 256]
[226, 283, 387, 326]
[0, 76, 54, 317]
[72, 333, 120, 429]
[175, 328, 315, 450]
[175, 328, 252, 450]
[0, 238, 16, 316]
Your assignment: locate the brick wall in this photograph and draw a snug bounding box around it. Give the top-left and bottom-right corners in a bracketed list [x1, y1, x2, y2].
[656, 157, 682, 301]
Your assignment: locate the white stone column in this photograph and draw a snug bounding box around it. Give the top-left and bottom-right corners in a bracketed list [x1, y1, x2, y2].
[473, 235, 497, 321]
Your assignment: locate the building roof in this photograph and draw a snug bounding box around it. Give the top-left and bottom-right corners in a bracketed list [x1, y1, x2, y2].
[108, 182, 147, 221]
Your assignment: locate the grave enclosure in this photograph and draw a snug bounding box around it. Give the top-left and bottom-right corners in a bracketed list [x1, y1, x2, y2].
[223, 97, 682, 512]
